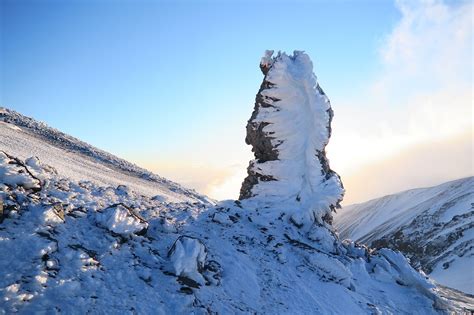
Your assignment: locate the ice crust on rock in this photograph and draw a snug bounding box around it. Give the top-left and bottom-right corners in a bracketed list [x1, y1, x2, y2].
[240, 51, 344, 226]
[212, 212, 233, 225]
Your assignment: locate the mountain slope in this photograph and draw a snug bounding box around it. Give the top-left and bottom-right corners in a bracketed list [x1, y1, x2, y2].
[0, 107, 210, 204]
[0, 150, 457, 314]
[335, 177, 474, 294]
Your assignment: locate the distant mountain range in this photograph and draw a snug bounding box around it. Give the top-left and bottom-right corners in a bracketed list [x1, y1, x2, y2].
[335, 177, 474, 295]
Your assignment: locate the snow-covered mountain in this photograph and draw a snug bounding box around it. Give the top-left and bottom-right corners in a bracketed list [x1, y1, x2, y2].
[335, 178, 474, 295]
[0, 107, 210, 204]
[0, 52, 472, 313]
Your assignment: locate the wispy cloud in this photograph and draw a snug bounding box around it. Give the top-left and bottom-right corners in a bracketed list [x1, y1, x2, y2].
[328, 0, 473, 203]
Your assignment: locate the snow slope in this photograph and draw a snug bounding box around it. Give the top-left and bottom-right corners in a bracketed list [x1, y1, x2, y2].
[0, 108, 210, 204]
[335, 177, 474, 294]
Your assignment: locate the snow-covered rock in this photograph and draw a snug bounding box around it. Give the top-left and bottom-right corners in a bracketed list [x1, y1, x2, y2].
[0, 151, 41, 190]
[212, 211, 233, 225]
[335, 177, 474, 295]
[168, 236, 207, 286]
[42, 203, 65, 224]
[96, 203, 148, 235]
[240, 51, 344, 227]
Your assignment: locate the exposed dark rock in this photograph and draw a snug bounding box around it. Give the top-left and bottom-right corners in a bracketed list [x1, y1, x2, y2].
[179, 286, 194, 295]
[177, 276, 201, 289]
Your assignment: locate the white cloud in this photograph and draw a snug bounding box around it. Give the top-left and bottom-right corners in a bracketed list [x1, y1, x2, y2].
[341, 131, 473, 205]
[329, 0, 473, 192]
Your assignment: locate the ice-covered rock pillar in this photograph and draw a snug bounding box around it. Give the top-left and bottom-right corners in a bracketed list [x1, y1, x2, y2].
[239, 50, 344, 225]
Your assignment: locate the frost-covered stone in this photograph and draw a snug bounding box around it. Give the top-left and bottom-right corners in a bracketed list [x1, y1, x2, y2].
[115, 185, 131, 196]
[307, 226, 337, 253]
[168, 236, 207, 285]
[240, 51, 344, 226]
[25, 156, 57, 181]
[43, 204, 65, 224]
[96, 204, 148, 235]
[0, 152, 41, 190]
[212, 212, 233, 225]
[151, 194, 168, 202]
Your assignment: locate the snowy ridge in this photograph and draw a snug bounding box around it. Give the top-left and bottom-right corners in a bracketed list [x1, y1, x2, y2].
[335, 177, 474, 295]
[0, 152, 459, 313]
[0, 107, 210, 204]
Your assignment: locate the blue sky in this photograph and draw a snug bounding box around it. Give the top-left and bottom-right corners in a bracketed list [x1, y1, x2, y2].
[1, 0, 399, 152]
[1, 0, 472, 203]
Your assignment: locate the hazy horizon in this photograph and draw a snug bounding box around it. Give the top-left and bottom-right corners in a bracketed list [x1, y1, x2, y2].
[1, 0, 472, 205]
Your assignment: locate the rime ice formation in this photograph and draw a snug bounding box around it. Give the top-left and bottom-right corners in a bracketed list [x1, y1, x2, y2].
[240, 51, 344, 226]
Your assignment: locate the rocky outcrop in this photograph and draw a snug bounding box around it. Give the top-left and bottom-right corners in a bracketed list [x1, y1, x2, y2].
[239, 51, 343, 226]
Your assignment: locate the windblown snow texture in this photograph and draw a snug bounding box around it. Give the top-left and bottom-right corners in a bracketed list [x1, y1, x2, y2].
[240, 50, 344, 227]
